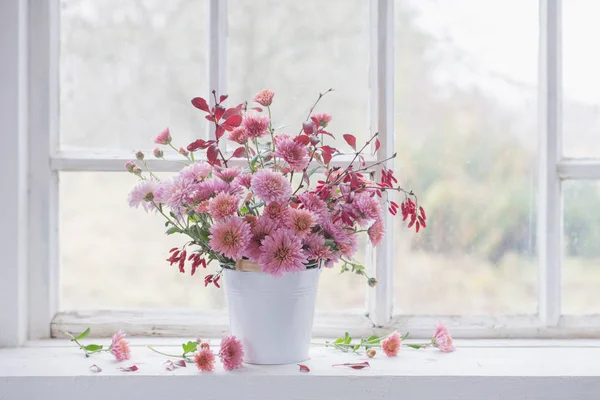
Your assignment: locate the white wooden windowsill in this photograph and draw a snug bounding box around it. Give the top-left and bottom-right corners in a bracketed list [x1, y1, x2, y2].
[1, 339, 600, 399]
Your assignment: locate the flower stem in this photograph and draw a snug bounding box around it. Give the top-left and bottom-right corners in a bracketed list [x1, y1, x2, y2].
[147, 346, 190, 361]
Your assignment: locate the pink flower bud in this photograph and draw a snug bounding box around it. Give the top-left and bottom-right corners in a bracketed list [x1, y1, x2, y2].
[179, 147, 189, 157]
[132, 166, 142, 176]
[125, 161, 136, 173]
[302, 121, 316, 135]
[135, 151, 144, 160]
[310, 135, 320, 146]
[154, 128, 172, 145]
[153, 147, 164, 158]
[366, 349, 377, 358]
[368, 277, 378, 287]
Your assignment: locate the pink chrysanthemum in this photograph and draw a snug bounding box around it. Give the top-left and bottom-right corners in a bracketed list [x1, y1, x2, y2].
[246, 216, 278, 262]
[250, 170, 292, 204]
[303, 233, 333, 264]
[215, 167, 241, 183]
[128, 179, 158, 212]
[259, 228, 308, 277]
[242, 114, 270, 139]
[160, 177, 199, 212]
[286, 208, 316, 236]
[208, 192, 240, 219]
[209, 217, 251, 260]
[220, 335, 244, 371]
[109, 330, 131, 362]
[381, 331, 402, 357]
[298, 193, 328, 222]
[263, 202, 290, 221]
[194, 348, 216, 372]
[337, 231, 359, 258]
[253, 89, 275, 107]
[432, 322, 455, 353]
[275, 137, 309, 172]
[154, 127, 172, 144]
[354, 193, 382, 221]
[368, 219, 385, 246]
[312, 113, 332, 127]
[228, 127, 248, 144]
[180, 162, 212, 182]
[194, 178, 238, 202]
[195, 200, 210, 214]
[234, 173, 253, 189]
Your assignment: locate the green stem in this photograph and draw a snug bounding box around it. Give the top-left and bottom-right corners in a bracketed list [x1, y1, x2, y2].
[254, 138, 265, 168]
[152, 201, 184, 231]
[141, 159, 159, 180]
[147, 346, 191, 361]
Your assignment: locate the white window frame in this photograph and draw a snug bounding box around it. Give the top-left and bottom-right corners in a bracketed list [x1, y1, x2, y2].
[3, 0, 600, 346]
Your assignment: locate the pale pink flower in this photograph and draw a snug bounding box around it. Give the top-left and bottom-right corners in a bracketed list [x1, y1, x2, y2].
[354, 193, 382, 221]
[209, 217, 251, 260]
[194, 348, 216, 372]
[215, 167, 241, 183]
[128, 179, 158, 212]
[160, 177, 198, 212]
[234, 173, 253, 189]
[297, 193, 328, 222]
[322, 220, 357, 258]
[154, 127, 172, 145]
[312, 113, 332, 127]
[195, 200, 210, 214]
[368, 219, 385, 246]
[263, 202, 290, 221]
[259, 228, 308, 277]
[381, 331, 401, 357]
[228, 127, 248, 144]
[244, 214, 258, 228]
[208, 192, 240, 219]
[432, 322, 455, 353]
[194, 178, 238, 202]
[337, 232, 359, 258]
[109, 330, 131, 362]
[246, 216, 278, 262]
[275, 137, 309, 172]
[180, 162, 212, 182]
[303, 233, 333, 263]
[250, 170, 292, 204]
[219, 335, 244, 371]
[242, 114, 270, 139]
[286, 208, 316, 236]
[253, 89, 275, 107]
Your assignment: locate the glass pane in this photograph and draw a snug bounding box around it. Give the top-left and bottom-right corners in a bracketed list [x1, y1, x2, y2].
[563, 0, 600, 157]
[393, 0, 538, 314]
[227, 0, 370, 154]
[563, 181, 600, 314]
[60, 172, 365, 310]
[60, 0, 208, 151]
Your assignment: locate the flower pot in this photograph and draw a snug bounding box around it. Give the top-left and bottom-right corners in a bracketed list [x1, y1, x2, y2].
[223, 267, 321, 365]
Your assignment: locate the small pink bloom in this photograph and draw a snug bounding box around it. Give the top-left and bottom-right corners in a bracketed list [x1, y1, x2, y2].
[368, 219, 385, 246]
[242, 114, 270, 139]
[110, 330, 131, 362]
[246, 216, 278, 262]
[208, 192, 240, 219]
[253, 89, 275, 107]
[302, 233, 332, 263]
[275, 137, 309, 172]
[194, 348, 216, 372]
[215, 167, 242, 183]
[228, 127, 248, 144]
[354, 193, 382, 221]
[128, 179, 158, 212]
[432, 322, 455, 353]
[234, 173, 253, 189]
[154, 127, 172, 145]
[219, 335, 244, 371]
[263, 202, 290, 221]
[194, 200, 210, 214]
[179, 147, 189, 156]
[259, 228, 308, 277]
[179, 162, 212, 182]
[250, 170, 292, 204]
[312, 112, 332, 127]
[153, 147, 164, 158]
[286, 208, 316, 236]
[209, 217, 251, 260]
[381, 331, 401, 357]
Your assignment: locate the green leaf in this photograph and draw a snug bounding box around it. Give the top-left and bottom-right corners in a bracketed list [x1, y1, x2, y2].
[164, 221, 170, 227]
[353, 344, 361, 352]
[182, 341, 198, 355]
[366, 335, 380, 343]
[401, 332, 409, 341]
[84, 344, 103, 352]
[405, 344, 424, 350]
[166, 226, 180, 235]
[334, 338, 345, 344]
[71, 327, 90, 341]
[343, 332, 352, 345]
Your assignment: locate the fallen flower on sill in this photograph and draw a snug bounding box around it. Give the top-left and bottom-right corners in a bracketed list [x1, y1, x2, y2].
[89, 364, 102, 373]
[332, 361, 370, 370]
[298, 364, 310, 372]
[118, 365, 139, 372]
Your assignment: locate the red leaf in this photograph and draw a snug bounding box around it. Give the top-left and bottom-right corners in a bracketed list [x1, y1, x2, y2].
[321, 145, 338, 154]
[214, 105, 226, 122]
[118, 365, 139, 372]
[223, 114, 243, 130]
[343, 134, 357, 150]
[207, 145, 219, 165]
[298, 364, 310, 372]
[219, 94, 228, 103]
[418, 216, 427, 228]
[375, 138, 381, 152]
[419, 206, 426, 220]
[294, 135, 310, 146]
[216, 125, 226, 139]
[213, 275, 221, 288]
[205, 114, 215, 122]
[191, 97, 209, 112]
[222, 104, 244, 120]
[232, 146, 246, 158]
[321, 149, 332, 165]
[89, 364, 102, 373]
[415, 221, 420, 232]
[332, 362, 370, 370]
[187, 139, 207, 152]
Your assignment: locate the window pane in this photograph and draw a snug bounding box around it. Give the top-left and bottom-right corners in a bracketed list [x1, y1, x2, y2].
[563, 181, 600, 315]
[227, 0, 370, 153]
[60, 172, 365, 310]
[60, 0, 208, 151]
[393, 0, 538, 314]
[563, 0, 600, 157]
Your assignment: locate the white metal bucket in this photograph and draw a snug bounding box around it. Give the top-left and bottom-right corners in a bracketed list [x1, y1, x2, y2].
[223, 268, 321, 365]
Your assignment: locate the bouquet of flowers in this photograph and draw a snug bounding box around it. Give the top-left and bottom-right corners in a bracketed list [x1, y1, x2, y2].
[126, 89, 425, 287]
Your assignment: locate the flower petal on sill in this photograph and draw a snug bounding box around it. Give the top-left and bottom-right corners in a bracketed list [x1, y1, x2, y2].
[332, 361, 370, 370]
[89, 364, 102, 373]
[118, 365, 139, 372]
[298, 364, 310, 372]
